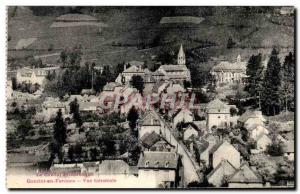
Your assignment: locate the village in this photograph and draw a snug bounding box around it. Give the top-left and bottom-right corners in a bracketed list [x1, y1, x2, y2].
[6, 7, 295, 189]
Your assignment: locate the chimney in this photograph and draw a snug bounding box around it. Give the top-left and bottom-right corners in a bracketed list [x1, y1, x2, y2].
[124, 63, 127, 71]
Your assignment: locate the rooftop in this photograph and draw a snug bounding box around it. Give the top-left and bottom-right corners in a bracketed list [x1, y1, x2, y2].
[228, 163, 263, 184]
[137, 151, 178, 169]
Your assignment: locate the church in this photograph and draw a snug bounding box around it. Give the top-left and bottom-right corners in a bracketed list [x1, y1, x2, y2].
[156, 44, 191, 83]
[115, 44, 191, 85]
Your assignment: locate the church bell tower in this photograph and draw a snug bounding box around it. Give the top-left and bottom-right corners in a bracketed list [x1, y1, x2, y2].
[177, 44, 186, 65]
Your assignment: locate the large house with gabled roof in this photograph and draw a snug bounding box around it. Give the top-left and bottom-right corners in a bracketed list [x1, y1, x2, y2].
[209, 140, 240, 169]
[137, 151, 180, 188]
[211, 55, 247, 86]
[139, 110, 163, 139]
[206, 98, 231, 130]
[228, 163, 263, 188]
[16, 66, 60, 86]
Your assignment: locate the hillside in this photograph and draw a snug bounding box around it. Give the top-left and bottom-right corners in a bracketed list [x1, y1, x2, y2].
[7, 6, 294, 69]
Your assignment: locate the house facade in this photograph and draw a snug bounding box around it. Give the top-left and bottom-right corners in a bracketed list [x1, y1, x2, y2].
[206, 99, 231, 130]
[183, 124, 199, 141]
[16, 67, 60, 86]
[209, 140, 240, 169]
[256, 134, 272, 151]
[173, 109, 194, 128]
[137, 151, 179, 188]
[207, 159, 236, 187]
[238, 110, 266, 130]
[211, 55, 247, 86]
[139, 110, 162, 139]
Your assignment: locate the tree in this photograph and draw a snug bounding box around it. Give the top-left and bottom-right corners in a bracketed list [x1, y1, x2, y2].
[127, 106, 139, 132]
[90, 148, 98, 161]
[230, 107, 238, 116]
[245, 53, 264, 108]
[261, 48, 282, 115]
[69, 98, 82, 127]
[281, 52, 295, 112]
[227, 37, 236, 49]
[17, 119, 33, 139]
[60, 50, 67, 66]
[266, 141, 284, 156]
[183, 80, 191, 89]
[53, 109, 67, 145]
[130, 75, 144, 94]
[68, 146, 74, 161]
[11, 77, 17, 90]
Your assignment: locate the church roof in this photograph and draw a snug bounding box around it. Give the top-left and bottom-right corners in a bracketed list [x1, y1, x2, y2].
[178, 44, 185, 57]
[159, 65, 188, 72]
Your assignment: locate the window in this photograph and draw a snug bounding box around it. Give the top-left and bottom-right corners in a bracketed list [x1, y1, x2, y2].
[145, 161, 149, 167]
[218, 116, 220, 119]
[165, 161, 169, 167]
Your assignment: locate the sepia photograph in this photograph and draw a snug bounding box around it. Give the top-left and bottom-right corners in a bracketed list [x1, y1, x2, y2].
[6, 6, 295, 189]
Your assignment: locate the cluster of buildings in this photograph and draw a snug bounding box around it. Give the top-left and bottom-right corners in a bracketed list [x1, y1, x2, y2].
[7, 44, 294, 188]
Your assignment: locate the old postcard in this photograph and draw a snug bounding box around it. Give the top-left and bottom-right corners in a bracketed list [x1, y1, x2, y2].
[6, 6, 295, 189]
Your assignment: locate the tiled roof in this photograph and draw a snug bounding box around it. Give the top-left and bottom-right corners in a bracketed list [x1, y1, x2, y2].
[208, 141, 224, 154]
[140, 131, 162, 148]
[128, 61, 145, 67]
[195, 139, 209, 153]
[43, 100, 66, 108]
[123, 65, 145, 73]
[137, 151, 178, 169]
[207, 159, 236, 179]
[228, 163, 263, 183]
[103, 82, 122, 91]
[212, 61, 246, 72]
[159, 65, 188, 72]
[206, 98, 229, 113]
[173, 108, 193, 119]
[238, 110, 265, 123]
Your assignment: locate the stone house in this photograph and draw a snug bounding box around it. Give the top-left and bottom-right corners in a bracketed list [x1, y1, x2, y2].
[207, 160, 236, 187]
[16, 66, 60, 86]
[206, 98, 231, 131]
[139, 110, 163, 139]
[209, 140, 240, 169]
[237, 110, 266, 130]
[211, 55, 247, 86]
[137, 151, 179, 188]
[228, 163, 263, 188]
[173, 109, 194, 129]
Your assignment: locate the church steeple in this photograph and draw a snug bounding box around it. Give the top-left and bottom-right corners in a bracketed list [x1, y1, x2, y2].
[177, 44, 186, 65]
